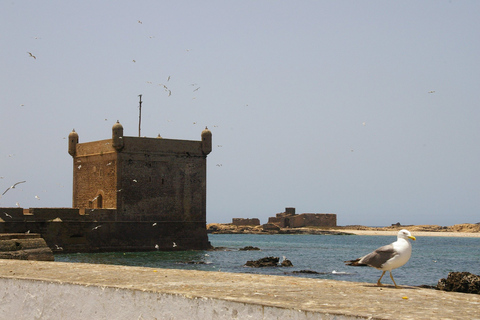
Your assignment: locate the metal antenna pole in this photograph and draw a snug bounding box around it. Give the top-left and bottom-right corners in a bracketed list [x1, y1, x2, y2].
[138, 94, 143, 137]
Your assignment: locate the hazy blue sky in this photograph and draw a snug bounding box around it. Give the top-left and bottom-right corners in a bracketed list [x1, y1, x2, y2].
[1, 1, 479, 226]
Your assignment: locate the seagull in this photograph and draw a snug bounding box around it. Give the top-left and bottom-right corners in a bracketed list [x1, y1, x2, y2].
[155, 244, 159, 250]
[3, 212, 12, 218]
[27, 52, 36, 59]
[193, 87, 200, 92]
[173, 242, 177, 247]
[35, 195, 40, 200]
[55, 245, 63, 251]
[137, 20, 142, 24]
[92, 225, 102, 230]
[152, 223, 157, 226]
[428, 91, 435, 94]
[345, 229, 416, 288]
[2, 181, 26, 196]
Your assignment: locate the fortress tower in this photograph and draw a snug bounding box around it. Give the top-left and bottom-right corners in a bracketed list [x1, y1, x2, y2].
[67, 122, 212, 250]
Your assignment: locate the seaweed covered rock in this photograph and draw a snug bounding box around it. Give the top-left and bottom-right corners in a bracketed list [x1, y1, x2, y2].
[437, 272, 480, 294]
[245, 257, 279, 267]
[281, 259, 293, 267]
[239, 246, 260, 251]
[245, 256, 294, 267]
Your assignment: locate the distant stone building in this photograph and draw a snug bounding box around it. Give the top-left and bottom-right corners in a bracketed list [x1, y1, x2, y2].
[0, 122, 213, 252]
[267, 207, 336, 228]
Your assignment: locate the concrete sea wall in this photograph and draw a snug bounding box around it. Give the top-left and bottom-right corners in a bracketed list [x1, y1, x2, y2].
[1, 260, 479, 319]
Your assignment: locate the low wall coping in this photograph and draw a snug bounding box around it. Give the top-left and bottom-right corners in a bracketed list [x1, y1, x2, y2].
[0, 259, 478, 319]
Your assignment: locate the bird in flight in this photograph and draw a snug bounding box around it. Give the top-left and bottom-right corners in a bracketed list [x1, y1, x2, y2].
[345, 229, 416, 288]
[428, 91, 435, 94]
[2, 181, 26, 196]
[27, 52, 36, 59]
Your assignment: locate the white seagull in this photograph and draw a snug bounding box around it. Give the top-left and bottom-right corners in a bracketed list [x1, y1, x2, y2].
[345, 229, 416, 288]
[2, 181, 26, 196]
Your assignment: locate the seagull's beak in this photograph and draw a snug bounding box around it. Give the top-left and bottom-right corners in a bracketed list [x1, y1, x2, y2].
[408, 235, 416, 241]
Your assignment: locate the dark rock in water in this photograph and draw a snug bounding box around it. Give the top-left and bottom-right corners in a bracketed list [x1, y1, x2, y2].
[437, 272, 480, 294]
[182, 260, 208, 265]
[281, 259, 293, 267]
[245, 256, 295, 268]
[245, 256, 279, 267]
[292, 270, 323, 274]
[239, 246, 260, 251]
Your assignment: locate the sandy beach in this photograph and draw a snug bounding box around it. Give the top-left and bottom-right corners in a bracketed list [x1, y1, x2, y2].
[331, 229, 480, 238]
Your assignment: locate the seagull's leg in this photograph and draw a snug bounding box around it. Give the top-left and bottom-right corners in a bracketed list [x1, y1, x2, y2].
[377, 271, 386, 286]
[389, 271, 398, 288]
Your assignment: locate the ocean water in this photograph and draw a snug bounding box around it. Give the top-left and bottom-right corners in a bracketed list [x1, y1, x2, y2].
[55, 233, 480, 287]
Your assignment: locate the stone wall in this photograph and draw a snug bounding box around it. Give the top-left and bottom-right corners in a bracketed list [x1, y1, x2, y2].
[267, 208, 337, 228]
[0, 207, 210, 253]
[290, 213, 337, 228]
[232, 218, 260, 226]
[0, 233, 53, 261]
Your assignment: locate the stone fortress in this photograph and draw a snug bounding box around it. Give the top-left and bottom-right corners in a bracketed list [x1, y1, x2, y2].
[0, 122, 212, 253]
[232, 207, 337, 228]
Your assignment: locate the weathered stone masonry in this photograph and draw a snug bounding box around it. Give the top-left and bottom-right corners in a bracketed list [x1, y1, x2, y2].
[0, 122, 213, 253]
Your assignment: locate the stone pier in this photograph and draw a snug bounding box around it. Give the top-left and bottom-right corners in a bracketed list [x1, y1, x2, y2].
[0, 259, 479, 319]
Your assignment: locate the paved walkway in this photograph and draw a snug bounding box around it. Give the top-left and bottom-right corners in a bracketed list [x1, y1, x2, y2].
[1, 259, 479, 319]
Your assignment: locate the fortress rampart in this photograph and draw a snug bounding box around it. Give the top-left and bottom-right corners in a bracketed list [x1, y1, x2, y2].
[1, 122, 212, 253]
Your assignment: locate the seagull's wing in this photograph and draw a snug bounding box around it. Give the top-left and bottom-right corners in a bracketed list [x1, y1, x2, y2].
[13, 181, 26, 188]
[358, 244, 397, 268]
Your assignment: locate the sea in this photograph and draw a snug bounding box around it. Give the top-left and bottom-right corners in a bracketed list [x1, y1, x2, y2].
[55, 233, 480, 287]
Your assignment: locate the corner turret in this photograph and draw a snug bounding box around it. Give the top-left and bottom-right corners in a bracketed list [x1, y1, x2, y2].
[112, 120, 124, 151]
[68, 129, 79, 157]
[201, 127, 212, 155]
